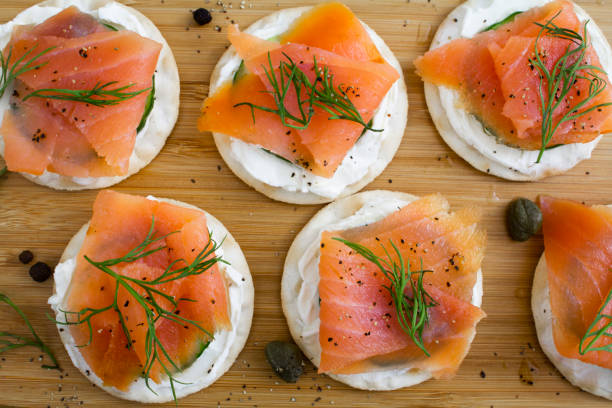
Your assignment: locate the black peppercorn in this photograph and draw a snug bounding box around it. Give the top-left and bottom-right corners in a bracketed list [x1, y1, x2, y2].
[19, 250, 34, 264]
[192, 8, 212, 26]
[29, 262, 52, 282]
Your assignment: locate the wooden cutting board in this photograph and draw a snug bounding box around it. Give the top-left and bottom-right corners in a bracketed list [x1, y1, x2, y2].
[1, 0, 612, 407]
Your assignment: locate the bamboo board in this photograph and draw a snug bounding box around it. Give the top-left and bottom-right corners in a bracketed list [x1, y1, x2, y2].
[1, 0, 612, 407]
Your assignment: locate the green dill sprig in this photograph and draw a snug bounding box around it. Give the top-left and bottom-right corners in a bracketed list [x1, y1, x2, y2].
[261, 148, 293, 164]
[333, 238, 438, 356]
[233, 60, 247, 84]
[579, 280, 612, 355]
[0, 166, 6, 177]
[101, 22, 119, 31]
[483, 11, 523, 32]
[530, 12, 612, 163]
[136, 76, 155, 133]
[0, 44, 55, 98]
[23, 81, 151, 107]
[0, 293, 60, 370]
[234, 52, 381, 133]
[56, 217, 227, 401]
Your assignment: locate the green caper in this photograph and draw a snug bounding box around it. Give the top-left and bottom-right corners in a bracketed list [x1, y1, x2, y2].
[506, 198, 542, 242]
[265, 341, 304, 383]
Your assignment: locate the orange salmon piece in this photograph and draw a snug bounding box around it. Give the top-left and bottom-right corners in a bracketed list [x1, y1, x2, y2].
[317, 195, 486, 376]
[198, 25, 398, 177]
[415, 0, 612, 149]
[65, 191, 230, 390]
[1, 8, 160, 177]
[539, 195, 612, 369]
[280, 2, 383, 62]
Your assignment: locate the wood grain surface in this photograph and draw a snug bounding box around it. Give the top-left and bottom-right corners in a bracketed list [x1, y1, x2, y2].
[1, 0, 612, 407]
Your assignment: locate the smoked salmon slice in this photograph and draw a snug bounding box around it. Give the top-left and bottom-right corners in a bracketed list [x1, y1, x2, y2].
[198, 3, 399, 178]
[318, 195, 486, 376]
[65, 190, 231, 391]
[539, 195, 612, 369]
[1, 7, 160, 177]
[415, 0, 612, 150]
[280, 2, 383, 63]
[18, 5, 107, 38]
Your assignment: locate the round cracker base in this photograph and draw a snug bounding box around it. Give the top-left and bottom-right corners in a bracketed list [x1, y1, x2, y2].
[0, 0, 179, 190]
[209, 7, 408, 205]
[281, 190, 483, 390]
[423, 0, 611, 181]
[532, 254, 612, 400]
[49, 197, 254, 403]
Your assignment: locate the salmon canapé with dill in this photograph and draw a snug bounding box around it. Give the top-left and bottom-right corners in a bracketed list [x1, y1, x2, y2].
[415, 0, 612, 180]
[282, 191, 486, 390]
[198, 2, 407, 203]
[539, 196, 612, 368]
[0, 2, 179, 189]
[533, 196, 612, 399]
[49, 190, 254, 402]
